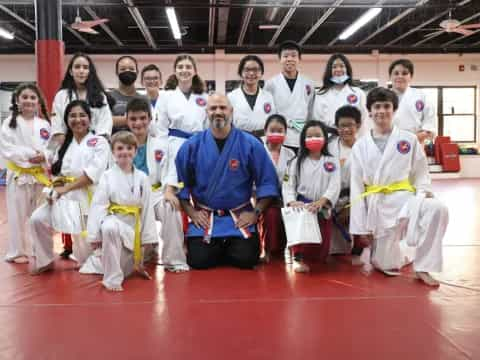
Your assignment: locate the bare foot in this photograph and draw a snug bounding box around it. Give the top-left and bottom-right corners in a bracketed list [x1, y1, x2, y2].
[293, 259, 310, 273]
[380, 269, 401, 277]
[13, 256, 29, 264]
[135, 266, 152, 280]
[102, 282, 124, 292]
[416, 272, 440, 287]
[259, 251, 271, 264]
[30, 261, 54, 275]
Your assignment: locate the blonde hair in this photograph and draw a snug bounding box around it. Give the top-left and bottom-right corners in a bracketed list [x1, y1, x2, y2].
[111, 131, 138, 150]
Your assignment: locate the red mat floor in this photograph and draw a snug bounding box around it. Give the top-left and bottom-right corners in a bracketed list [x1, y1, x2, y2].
[0, 179, 479, 360]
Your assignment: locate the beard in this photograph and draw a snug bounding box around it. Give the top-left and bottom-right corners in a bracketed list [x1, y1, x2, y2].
[211, 115, 228, 129]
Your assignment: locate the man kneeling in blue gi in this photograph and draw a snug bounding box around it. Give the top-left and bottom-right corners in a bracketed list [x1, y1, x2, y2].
[175, 93, 279, 269]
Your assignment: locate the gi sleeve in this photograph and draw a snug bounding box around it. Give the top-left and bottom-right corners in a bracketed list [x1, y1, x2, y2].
[249, 139, 279, 199]
[175, 139, 194, 201]
[421, 94, 437, 135]
[410, 137, 433, 195]
[51, 91, 67, 136]
[282, 158, 298, 206]
[322, 157, 341, 206]
[93, 95, 113, 136]
[349, 145, 370, 235]
[0, 119, 37, 164]
[86, 173, 110, 243]
[83, 137, 111, 184]
[140, 176, 158, 245]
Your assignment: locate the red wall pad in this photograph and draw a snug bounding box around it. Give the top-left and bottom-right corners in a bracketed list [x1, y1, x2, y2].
[36, 40, 64, 110]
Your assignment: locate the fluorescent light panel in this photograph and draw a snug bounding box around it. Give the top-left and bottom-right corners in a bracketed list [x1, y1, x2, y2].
[166, 7, 181, 40]
[0, 27, 14, 40]
[339, 8, 382, 41]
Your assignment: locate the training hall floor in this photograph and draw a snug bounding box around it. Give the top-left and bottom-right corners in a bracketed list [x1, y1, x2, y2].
[0, 179, 478, 360]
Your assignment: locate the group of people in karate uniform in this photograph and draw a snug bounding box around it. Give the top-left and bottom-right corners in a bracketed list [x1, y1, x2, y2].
[0, 40, 448, 291]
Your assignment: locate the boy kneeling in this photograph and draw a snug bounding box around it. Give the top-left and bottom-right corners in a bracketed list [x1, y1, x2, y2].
[87, 131, 157, 291]
[349, 87, 449, 286]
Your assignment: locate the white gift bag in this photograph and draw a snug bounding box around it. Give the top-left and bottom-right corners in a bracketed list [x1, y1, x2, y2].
[281, 207, 322, 248]
[51, 197, 84, 234]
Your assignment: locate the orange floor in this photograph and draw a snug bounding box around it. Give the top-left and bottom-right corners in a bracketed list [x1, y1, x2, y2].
[0, 179, 479, 360]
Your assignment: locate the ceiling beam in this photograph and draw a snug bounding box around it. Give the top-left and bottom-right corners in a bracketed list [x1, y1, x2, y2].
[329, 0, 384, 46]
[216, 0, 230, 44]
[0, 4, 35, 31]
[122, 0, 156, 49]
[357, 0, 429, 46]
[237, 0, 254, 46]
[299, 0, 343, 45]
[268, 0, 301, 47]
[62, 19, 91, 46]
[208, 0, 216, 46]
[386, 0, 471, 46]
[83, 6, 123, 46]
[442, 28, 480, 47]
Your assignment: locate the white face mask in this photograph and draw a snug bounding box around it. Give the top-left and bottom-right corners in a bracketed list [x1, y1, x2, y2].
[330, 74, 350, 84]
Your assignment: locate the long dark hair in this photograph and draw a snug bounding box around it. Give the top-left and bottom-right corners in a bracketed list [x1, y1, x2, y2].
[318, 53, 354, 94]
[296, 120, 332, 178]
[9, 83, 49, 129]
[164, 54, 205, 94]
[51, 100, 91, 176]
[60, 53, 108, 108]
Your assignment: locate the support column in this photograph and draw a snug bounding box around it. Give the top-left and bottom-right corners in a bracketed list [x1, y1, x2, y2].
[35, 0, 64, 110]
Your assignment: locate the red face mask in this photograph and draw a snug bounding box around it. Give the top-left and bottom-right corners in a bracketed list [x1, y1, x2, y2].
[266, 133, 285, 145]
[305, 137, 325, 152]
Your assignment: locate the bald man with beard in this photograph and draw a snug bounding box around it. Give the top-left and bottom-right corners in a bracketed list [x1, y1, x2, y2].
[175, 93, 279, 269]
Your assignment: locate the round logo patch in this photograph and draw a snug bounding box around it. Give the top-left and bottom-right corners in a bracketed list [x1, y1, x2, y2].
[347, 94, 358, 104]
[397, 140, 411, 154]
[154, 150, 164, 162]
[323, 161, 336, 173]
[87, 137, 98, 147]
[229, 159, 239, 171]
[196, 97, 207, 107]
[39, 128, 50, 140]
[306, 84, 312, 96]
[264, 102, 272, 114]
[415, 100, 424, 112]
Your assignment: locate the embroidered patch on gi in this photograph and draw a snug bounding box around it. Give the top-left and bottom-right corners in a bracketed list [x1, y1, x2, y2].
[306, 84, 312, 96]
[347, 94, 358, 104]
[196, 97, 207, 107]
[39, 128, 50, 140]
[397, 140, 411, 154]
[154, 150, 164, 162]
[323, 161, 336, 172]
[87, 137, 98, 147]
[415, 100, 424, 112]
[264, 102, 272, 114]
[229, 159, 239, 170]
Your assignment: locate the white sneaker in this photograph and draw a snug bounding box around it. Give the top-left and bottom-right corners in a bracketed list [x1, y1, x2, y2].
[292, 259, 310, 273]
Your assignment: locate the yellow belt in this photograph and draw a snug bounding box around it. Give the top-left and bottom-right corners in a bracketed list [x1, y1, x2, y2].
[151, 183, 162, 191]
[6, 161, 51, 187]
[53, 176, 93, 204]
[108, 203, 142, 266]
[364, 179, 416, 196]
[348, 179, 415, 208]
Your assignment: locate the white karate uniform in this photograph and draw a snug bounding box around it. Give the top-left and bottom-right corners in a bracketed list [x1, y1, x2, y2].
[312, 85, 371, 136]
[82, 165, 157, 288]
[0, 115, 51, 261]
[283, 156, 340, 207]
[155, 87, 208, 157]
[228, 87, 276, 132]
[51, 89, 113, 136]
[328, 137, 354, 254]
[145, 133, 188, 270]
[393, 86, 437, 135]
[349, 127, 448, 272]
[263, 141, 296, 186]
[264, 73, 315, 148]
[29, 132, 110, 270]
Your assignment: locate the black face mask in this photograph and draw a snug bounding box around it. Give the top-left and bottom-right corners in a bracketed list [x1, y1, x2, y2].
[118, 71, 137, 86]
